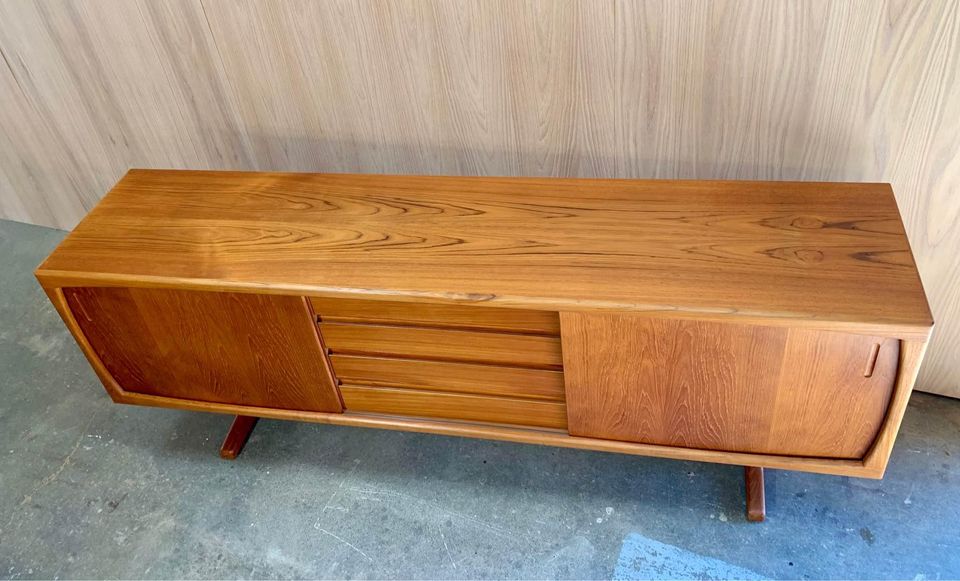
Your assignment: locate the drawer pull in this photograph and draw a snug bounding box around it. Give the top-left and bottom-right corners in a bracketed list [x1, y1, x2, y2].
[863, 343, 882, 378]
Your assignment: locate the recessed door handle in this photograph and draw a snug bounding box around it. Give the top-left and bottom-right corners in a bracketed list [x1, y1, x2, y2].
[863, 343, 881, 377]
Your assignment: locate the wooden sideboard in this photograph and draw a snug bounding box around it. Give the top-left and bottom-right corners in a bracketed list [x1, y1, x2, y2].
[36, 170, 933, 521]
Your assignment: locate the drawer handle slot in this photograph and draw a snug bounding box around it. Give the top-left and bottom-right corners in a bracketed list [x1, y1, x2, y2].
[863, 343, 881, 377]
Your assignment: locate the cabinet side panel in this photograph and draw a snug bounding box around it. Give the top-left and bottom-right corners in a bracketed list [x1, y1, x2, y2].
[560, 313, 898, 459]
[41, 286, 126, 401]
[63, 287, 343, 413]
[863, 338, 930, 474]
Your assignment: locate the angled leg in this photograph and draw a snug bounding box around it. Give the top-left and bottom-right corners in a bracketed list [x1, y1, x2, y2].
[220, 415, 259, 460]
[744, 466, 766, 522]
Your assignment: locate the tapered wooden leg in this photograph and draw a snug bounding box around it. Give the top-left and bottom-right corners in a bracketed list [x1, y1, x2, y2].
[219, 415, 259, 460]
[745, 466, 766, 522]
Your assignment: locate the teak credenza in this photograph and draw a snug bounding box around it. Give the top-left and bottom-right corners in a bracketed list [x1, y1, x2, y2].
[36, 170, 933, 522]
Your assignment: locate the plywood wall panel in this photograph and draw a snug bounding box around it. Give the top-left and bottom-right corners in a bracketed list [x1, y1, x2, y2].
[0, 0, 958, 396]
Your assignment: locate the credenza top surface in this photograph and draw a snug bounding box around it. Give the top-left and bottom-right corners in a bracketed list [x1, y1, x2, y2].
[37, 169, 932, 335]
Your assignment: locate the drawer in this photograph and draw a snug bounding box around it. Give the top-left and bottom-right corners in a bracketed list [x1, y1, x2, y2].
[330, 354, 565, 401]
[340, 384, 568, 429]
[320, 322, 563, 369]
[310, 297, 559, 335]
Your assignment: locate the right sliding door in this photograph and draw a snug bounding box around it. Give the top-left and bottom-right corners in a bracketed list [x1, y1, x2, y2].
[560, 313, 900, 459]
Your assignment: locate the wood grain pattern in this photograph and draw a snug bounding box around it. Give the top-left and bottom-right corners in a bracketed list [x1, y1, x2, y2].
[42, 286, 126, 403]
[561, 313, 900, 459]
[339, 384, 568, 430]
[37, 279, 923, 478]
[330, 354, 565, 401]
[320, 322, 564, 369]
[36, 170, 931, 339]
[1, 0, 956, 396]
[44, 280, 888, 476]
[63, 287, 343, 412]
[311, 296, 560, 335]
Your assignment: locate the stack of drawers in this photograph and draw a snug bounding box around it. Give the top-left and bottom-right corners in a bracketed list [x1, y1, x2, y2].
[310, 298, 567, 429]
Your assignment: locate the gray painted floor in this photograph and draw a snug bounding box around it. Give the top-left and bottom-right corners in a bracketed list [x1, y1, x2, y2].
[0, 217, 958, 580]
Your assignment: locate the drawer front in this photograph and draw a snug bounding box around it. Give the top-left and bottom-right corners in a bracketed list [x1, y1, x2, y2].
[561, 313, 900, 459]
[314, 296, 568, 429]
[311, 297, 560, 335]
[330, 354, 565, 401]
[320, 322, 563, 369]
[340, 384, 568, 429]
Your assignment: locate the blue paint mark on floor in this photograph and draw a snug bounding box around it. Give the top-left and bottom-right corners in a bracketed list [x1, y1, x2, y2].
[614, 533, 768, 580]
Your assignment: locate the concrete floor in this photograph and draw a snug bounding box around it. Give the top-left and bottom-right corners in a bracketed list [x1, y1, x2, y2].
[1, 217, 958, 580]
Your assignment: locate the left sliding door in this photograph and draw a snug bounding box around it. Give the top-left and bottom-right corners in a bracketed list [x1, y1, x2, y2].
[62, 287, 343, 413]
